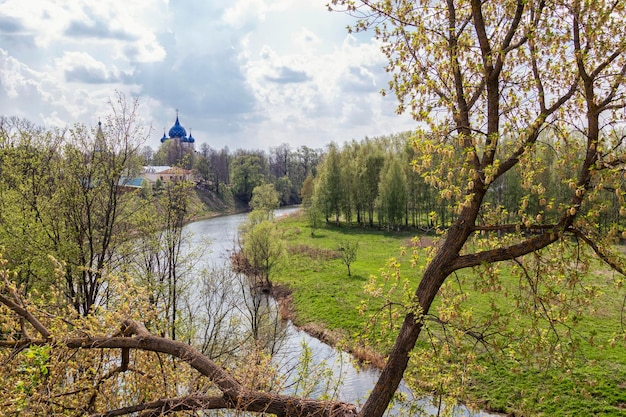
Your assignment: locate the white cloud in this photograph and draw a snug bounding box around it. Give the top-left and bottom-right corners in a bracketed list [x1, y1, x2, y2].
[55, 51, 125, 84]
[0, 0, 417, 151]
[222, 0, 269, 28]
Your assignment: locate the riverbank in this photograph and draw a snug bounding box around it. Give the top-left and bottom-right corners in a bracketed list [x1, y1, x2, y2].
[271, 211, 626, 416]
[271, 283, 388, 369]
[187, 186, 248, 222]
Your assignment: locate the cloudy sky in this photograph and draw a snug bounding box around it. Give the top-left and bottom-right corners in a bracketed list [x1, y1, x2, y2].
[0, 0, 416, 151]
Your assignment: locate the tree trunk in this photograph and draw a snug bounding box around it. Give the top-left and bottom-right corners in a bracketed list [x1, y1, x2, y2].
[359, 194, 480, 416]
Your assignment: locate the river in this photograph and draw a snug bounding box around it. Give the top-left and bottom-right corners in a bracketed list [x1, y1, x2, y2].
[183, 208, 499, 416]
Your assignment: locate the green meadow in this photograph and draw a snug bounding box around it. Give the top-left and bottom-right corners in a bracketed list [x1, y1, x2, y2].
[272, 211, 626, 416]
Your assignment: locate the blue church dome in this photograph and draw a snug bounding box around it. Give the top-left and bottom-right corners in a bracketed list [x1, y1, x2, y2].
[168, 115, 187, 139]
[184, 130, 195, 143]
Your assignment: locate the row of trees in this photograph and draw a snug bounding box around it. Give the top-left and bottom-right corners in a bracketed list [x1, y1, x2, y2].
[309, 129, 624, 234]
[326, 1, 626, 416]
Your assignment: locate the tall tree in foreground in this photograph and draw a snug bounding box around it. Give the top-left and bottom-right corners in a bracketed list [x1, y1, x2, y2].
[329, 0, 626, 416]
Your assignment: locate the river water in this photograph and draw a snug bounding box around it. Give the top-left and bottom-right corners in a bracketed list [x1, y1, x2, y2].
[183, 208, 499, 416]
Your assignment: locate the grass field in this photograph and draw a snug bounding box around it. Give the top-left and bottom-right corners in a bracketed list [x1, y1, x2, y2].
[272, 211, 626, 416]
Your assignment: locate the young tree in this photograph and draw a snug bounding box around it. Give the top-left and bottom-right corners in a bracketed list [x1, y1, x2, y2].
[301, 173, 323, 235]
[160, 180, 192, 340]
[339, 240, 359, 276]
[328, 1, 626, 416]
[242, 220, 285, 288]
[250, 183, 281, 214]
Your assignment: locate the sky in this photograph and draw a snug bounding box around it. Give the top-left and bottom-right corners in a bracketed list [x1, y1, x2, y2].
[0, 0, 417, 152]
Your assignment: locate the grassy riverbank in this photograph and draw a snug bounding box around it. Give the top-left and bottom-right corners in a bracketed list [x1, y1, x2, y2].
[272, 211, 626, 416]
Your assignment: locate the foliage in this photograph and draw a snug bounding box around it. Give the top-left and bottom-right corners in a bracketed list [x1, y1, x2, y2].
[250, 183, 281, 213]
[242, 220, 286, 287]
[3, 0, 626, 415]
[153, 138, 195, 168]
[302, 173, 323, 235]
[230, 151, 267, 204]
[0, 102, 337, 416]
[377, 157, 407, 230]
[0, 254, 357, 417]
[316, 143, 343, 225]
[0, 94, 147, 315]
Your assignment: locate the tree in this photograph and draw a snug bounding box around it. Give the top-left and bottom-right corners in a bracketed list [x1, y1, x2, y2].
[338, 240, 359, 276]
[250, 183, 281, 214]
[328, 1, 626, 416]
[194, 150, 212, 184]
[0, 118, 64, 293]
[3, 1, 626, 416]
[292, 145, 323, 192]
[339, 141, 358, 224]
[269, 143, 290, 179]
[357, 141, 385, 227]
[302, 173, 324, 236]
[231, 151, 268, 204]
[139, 145, 154, 165]
[211, 146, 230, 194]
[242, 220, 285, 288]
[57, 96, 146, 316]
[153, 138, 194, 168]
[0, 261, 354, 417]
[0, 94, 147, 315]
[377, 156, 407, 230]
[160, 180, 192, 340]
[274, 175, 294, 205]
[316, 143, 342, 224]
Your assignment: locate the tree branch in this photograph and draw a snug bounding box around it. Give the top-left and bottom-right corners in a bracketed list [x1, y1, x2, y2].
[448, 230, 560, 273]
[568, 227, 626, 276]
[0, 294, 357, 417]
[89, 395, 230, 417]
[0, 293, 51, 340]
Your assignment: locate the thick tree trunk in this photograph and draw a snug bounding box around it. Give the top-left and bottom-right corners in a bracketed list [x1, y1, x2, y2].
[358, 189, 482, 417]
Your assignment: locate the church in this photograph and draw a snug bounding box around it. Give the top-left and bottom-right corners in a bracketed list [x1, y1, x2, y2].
[160, 111, 195, 150]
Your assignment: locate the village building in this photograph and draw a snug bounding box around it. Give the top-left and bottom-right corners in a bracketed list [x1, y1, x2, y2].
[141, 165, 194, 184]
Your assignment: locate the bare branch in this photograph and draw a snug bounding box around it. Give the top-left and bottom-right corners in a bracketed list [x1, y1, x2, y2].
[568, 228, 626, 276]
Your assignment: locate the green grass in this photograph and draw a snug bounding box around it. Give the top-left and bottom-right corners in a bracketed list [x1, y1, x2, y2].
[272, 211, 626, 416]
[274, 214, 416, 336]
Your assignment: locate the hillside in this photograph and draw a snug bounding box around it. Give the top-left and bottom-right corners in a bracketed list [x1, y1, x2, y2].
[188, 185, 247, 220]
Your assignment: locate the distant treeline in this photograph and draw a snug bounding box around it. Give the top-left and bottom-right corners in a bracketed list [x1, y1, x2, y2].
[147, 129, 623, 234]
[146, 140, 323, 207]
